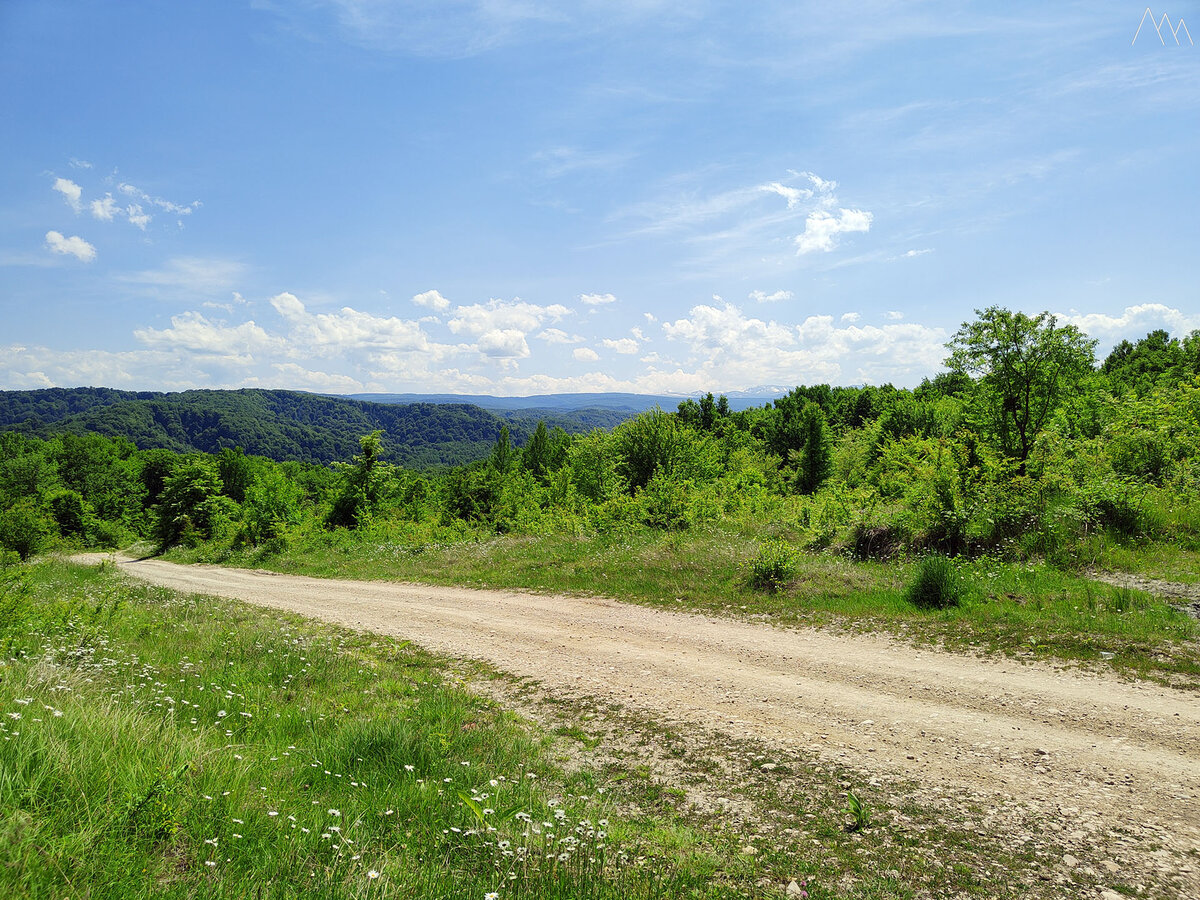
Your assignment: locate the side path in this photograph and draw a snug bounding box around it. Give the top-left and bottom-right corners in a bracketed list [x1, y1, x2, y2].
[95, 555, 1200, 889]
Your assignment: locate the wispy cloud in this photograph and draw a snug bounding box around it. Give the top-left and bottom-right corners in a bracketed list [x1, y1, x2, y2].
[121, 257, 248, 294]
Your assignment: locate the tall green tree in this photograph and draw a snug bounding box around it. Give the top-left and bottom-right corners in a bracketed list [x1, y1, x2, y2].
[792, 402, 832, 495]
[945, 307, 1096, 471]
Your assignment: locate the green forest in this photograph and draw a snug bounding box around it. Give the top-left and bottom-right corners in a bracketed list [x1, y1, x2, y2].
[4, 309, 1199, 597]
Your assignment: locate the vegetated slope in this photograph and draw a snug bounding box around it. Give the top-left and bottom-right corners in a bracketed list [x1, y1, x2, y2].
[0, 388, 513, 467]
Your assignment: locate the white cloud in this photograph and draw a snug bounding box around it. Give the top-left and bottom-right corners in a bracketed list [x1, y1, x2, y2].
[134, 312, 277, 360]
[749, 289, 793, 303]
[537, 328, 583, 344]
[270, 292, 432, 355]
[884, 310, 905, 321]
[69, 158, 93, 169]
[126, 203, 151, 230]
[0, 344, 189, 390]
[660, 301, 946, 388]
[900, 248, 933, 258]
[52, 178, 83, 212]
[44, 230, 96, 262]
[117, 181, 201, 217]
[448, 298, 568, 338]
[841, 312, 861, 323]
[122, 257, 247, 294]
[760, 182, 809, 209]
[264, 363, 365, 393]
[477, 329, 530, 359]
[91, 193, 119, 221]
[601, 337, 640, 355]
[412, 289, 451, 312]
[1058, 303, 1200, 344]
[580, 292, 616, 306]
[794, 208, 873, 254]
[573, 347, 600, 362]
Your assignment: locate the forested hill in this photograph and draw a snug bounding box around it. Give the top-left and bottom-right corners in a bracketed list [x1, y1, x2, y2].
[0, 388, 536, 468]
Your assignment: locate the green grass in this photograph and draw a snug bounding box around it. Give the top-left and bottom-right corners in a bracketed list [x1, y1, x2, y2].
[168, 522, 1200, 687]
[4, 560, 1184, 899]
[0, 560, 741, 899]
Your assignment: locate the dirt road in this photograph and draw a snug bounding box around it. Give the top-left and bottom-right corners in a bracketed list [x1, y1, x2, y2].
[100, 555, 1200, 892]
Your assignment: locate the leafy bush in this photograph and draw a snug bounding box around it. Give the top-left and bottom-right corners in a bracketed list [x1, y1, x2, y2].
[747, 539, 799, 592]
[904, 555, 962, 610]
[0, 499, 53, 561]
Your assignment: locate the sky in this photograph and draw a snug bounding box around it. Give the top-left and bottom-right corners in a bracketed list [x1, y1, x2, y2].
[1, 1, 1197, 397]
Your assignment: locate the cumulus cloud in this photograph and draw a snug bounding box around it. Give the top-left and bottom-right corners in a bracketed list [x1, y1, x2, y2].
[841, 312, 861, 323]
[581, 292, 617, 306]
[134, 312, 276, 360]
[884, 310, 905, 320]
[91, 193, 119, 221]
[601, 337, 639, 355]
[448, 298, 568, 339]
[266, 363, 365, 393]
[412, 289, 451, 312]
[573, 347, 600, 362]
[794, 208, 873, 254]
[44, 230, 96, 262]
[661, 301, 946, 388]
[478, 329, 531, 359]
[749, 289, 793, 303]
[52, 178, 83, 212]
[270, 292, 431, 354]
[1058, 303, 1200, 344]
[0, 344, 187, 390]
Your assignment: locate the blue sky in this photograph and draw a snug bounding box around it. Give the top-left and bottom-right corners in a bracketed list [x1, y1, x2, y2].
[2, 1, 1197, 395]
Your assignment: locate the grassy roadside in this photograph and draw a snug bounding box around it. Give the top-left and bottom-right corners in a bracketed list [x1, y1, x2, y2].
[1, 560, 738, 899]
[3, 560, 1179, 900]
[165, 523, 1200, 687]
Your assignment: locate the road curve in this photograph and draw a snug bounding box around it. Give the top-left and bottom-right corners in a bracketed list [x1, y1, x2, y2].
[96, 555, 1200, 883]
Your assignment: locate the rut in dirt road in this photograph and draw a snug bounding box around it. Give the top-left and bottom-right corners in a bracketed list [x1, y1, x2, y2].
[100, 555, 1200, 886]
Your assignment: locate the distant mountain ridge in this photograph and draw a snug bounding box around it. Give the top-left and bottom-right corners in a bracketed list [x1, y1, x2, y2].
[0, 387, 625, 467]
[348, 389, 785, 412]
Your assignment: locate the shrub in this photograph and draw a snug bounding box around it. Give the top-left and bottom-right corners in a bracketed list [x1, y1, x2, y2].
[748, 540, 799, 592]
[904, 555, 962, 610]
[0, 499, 53, 561]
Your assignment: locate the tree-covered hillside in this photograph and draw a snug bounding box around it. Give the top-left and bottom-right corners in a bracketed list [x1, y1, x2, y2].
[0, 388, 510, 467]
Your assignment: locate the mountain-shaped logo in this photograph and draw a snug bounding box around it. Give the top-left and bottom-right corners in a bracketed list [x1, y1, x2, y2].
[1133, 8, 1194, 45]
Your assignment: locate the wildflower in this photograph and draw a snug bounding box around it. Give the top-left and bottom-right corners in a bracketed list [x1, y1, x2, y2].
[485, 893, 499, 900]
[367, 870, 380, 879]
[328, 809, 341, 817]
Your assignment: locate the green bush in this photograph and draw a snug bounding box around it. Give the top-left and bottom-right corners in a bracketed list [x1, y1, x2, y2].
[904, 555, 962, 610]
[0, 499, 53, 561]
[747, 539, 799, 592]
